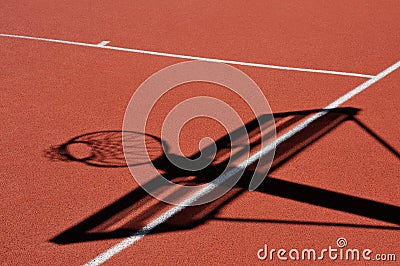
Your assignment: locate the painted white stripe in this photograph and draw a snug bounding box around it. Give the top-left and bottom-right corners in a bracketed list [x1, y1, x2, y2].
[0, 33, 374, 78]
[84, 60, 400, 266]
[97, 40, 110, 46]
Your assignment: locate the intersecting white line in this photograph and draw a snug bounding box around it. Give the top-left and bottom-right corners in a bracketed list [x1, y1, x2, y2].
[97, 40, 110, 46]
[0, 33, 374, 78]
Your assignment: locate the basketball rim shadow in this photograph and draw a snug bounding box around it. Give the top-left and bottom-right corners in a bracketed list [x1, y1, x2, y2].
[48, 107, 400, 244]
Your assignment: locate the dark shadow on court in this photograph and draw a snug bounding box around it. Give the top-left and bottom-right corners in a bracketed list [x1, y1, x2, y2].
[48, 107, 400, 244]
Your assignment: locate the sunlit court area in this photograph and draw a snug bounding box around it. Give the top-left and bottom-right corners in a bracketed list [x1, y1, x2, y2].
[1, 1, 399, 265]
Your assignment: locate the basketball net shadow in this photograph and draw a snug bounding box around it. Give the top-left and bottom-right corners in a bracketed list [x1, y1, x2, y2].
[48, 107, 400, 244]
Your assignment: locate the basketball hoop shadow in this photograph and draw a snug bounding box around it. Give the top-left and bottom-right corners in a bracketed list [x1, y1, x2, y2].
[48, 107, 400, 244]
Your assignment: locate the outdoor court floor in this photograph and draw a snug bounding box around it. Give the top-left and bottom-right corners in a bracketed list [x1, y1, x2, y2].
[1, 1, 399, 265]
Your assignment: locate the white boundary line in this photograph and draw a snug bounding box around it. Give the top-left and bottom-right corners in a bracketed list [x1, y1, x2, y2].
[2, 32, 395, 264]
[84, 61, 399, 265]
[0, 33, 374, 78]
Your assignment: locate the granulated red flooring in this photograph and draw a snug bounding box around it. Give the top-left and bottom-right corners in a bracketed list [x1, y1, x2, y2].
[1, 1, 399, 265]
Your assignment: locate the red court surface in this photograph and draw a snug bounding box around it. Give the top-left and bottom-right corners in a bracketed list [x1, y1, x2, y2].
[1, 1, 399, 265]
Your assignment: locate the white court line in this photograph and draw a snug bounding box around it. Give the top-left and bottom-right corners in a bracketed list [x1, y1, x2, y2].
[97, 40, 110, 46]
[0, 33, 374, 78]
[84, 60, 399, 266]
